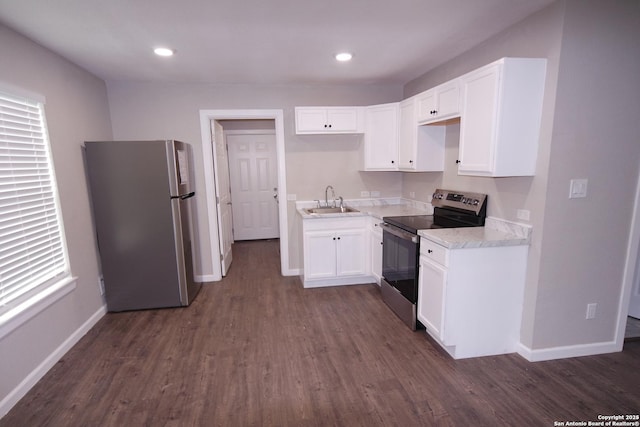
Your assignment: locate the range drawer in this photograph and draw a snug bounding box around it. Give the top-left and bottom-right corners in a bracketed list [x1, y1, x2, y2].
[420, 238, 448, 266]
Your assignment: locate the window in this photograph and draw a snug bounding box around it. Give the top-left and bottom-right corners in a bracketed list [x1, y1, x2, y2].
[0, 89, 70, 320]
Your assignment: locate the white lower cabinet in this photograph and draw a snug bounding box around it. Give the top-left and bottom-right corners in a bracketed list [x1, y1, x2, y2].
[418, 237, 528, 359]
[302, 217, 373, 288]
[418, 255, 447, 341]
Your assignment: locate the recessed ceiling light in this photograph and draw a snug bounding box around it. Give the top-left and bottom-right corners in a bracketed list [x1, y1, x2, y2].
[154, 47, 175, 57]
[335, 52, 353, 62]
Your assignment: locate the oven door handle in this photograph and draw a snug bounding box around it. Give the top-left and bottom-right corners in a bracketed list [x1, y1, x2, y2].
[380, 223, 419, 243]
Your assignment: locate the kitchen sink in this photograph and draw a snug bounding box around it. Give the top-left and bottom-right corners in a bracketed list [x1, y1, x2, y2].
[305, 206, 359, 214]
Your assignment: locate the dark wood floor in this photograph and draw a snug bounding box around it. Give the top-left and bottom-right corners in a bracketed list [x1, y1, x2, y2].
[3, 239, 639, 426]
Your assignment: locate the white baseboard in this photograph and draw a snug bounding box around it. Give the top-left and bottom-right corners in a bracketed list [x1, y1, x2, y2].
[194, 274, 219, 283]
[517, 339, 622, 362]
[195, 270, 300, 282]
[0, 305, 107, 418]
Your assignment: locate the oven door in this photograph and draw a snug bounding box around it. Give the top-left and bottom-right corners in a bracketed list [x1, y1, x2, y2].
[380, 223, 419, 303]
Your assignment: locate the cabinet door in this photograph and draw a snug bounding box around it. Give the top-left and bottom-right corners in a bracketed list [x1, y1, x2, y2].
[416, 90, 436, 123]
[418, 255, 448, 342]
[416, 81, 460, 124]
[327, 108, 359, 132]
[336, 229, 368, 277]
[435, 81, 460, 119]
[398, 98, 417, 170]
[364, 103, 399, 170]
[295, 108, 328, 133]
[304, 230, 337, 279]
[458, 64, 500, 175]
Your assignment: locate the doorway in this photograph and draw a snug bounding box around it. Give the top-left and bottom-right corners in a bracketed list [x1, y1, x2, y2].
[621, 161, 640, 344]
[222, 124, 279, 241]
[199, 109, 292, 282]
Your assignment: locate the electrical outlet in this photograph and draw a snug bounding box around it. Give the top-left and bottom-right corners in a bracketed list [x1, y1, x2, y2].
[361, 191, 370, 198]
[409, 191, 416, 198]
[517, 209, 530, 221]
[98, 276, 105, 295]
[370, 191, 380, 197]
[586, 303, 597, 319]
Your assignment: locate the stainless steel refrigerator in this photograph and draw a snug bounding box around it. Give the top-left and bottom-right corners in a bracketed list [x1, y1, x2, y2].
[84, 140, 201, 312]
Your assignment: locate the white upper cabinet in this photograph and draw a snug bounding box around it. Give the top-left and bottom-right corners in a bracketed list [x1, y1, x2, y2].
[457, 58, 547, 177]
[295, 106, 363, 134]
[398, 97, 445, 172]
[416, 79, 461, 124]
[362, 103, 399, 170]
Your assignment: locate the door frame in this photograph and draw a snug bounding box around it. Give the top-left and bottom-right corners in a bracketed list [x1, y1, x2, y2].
[619, 161, 640, 346]
[199, 109, 292, 280]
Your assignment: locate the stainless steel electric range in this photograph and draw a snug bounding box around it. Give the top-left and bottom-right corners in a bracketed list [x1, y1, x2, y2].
[380, 189, 487, 330]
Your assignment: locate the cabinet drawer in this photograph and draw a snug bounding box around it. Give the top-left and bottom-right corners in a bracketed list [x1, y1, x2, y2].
[420, 238, 448, 266]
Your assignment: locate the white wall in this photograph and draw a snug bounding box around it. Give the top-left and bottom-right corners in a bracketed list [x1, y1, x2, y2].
[533, 0, 640, 349]
[403, 1, 564, 352]
[0, 24, 112, 413]
[106, 82, 403, 275]
[402, 0, 640, 356]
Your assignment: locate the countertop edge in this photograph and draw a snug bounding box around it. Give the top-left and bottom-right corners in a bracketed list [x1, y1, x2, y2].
[419, 217, 532, 249]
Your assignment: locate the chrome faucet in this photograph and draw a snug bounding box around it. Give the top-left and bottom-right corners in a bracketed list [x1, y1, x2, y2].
[325, 185, 335, 207]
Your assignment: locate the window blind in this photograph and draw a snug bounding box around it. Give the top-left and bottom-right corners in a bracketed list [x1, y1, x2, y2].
[0, 91, 69, 314]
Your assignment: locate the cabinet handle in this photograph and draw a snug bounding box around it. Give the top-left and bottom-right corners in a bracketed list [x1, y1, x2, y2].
[427, 249, 433, 253]
[333, 237, 336, 240]
[337, 237, 341, 240]
[455, 160, 461, 164]
[409, 160, 413, 164]
[391, 160, 395, 164]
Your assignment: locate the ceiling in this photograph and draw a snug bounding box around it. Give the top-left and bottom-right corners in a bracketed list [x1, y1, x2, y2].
[0, 0, 555, 86]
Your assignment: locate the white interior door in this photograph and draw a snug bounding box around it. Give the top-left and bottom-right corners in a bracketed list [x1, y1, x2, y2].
[226, 132, 280, 240]
[211, 121, 233, 275]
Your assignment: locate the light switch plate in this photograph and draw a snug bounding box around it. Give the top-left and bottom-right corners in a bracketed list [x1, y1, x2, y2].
[569, 179, 588, 199]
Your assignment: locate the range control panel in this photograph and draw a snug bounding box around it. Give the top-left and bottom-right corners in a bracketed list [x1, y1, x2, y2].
[431, 189, 488, 215]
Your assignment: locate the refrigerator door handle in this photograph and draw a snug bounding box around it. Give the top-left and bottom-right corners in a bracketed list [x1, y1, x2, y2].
[171, 191, 195, 200]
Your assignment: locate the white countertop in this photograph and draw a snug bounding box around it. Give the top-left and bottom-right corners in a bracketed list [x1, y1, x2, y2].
[297, 199, 532, 249]
[419, 217, 531, 249]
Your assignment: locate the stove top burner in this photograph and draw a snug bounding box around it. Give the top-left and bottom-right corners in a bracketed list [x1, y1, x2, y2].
[383, 189, 488, 233]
